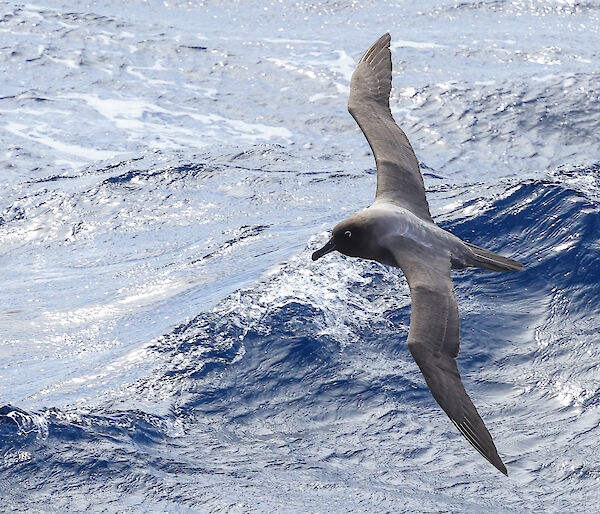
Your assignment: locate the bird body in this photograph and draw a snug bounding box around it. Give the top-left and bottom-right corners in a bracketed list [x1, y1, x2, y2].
[320, 200, 489, 271]
[311, 33, 524, 476]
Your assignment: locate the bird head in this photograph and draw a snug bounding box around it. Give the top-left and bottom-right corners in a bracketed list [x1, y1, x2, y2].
[312, 218, 371, 261]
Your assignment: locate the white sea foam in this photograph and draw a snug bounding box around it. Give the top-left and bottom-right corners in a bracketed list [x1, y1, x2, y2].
[5, 122, 117, 160]
[65, 93, 291, 143]
[267, 57, 318, 80]
[326, 50, 355, 81]
[262, 37, 331, 45]
[67, 93, 164, 127]
[309, 92, 338, 103]
[186, 112, 292, 141]
[391, 40, 446, 50]
[48, 55, 80, 69]
[552, 239, 576, 252]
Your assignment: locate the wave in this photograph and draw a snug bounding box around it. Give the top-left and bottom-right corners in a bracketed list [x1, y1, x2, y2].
[2, 172, 599, 510]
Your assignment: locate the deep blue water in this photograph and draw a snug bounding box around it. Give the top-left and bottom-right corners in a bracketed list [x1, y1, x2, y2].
[1, 0, 600, 511]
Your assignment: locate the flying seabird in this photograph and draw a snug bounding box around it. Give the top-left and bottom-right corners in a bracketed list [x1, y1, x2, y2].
[312, 33, 523, 475]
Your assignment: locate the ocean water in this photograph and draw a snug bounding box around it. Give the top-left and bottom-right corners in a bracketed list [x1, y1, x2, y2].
[1, 0, 599, 511]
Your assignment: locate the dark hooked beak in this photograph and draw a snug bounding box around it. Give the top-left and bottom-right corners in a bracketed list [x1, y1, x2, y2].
[312, 238, 336, 261]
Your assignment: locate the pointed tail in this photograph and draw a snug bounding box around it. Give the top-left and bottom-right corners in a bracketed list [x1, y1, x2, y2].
[465, 242, 524, 272]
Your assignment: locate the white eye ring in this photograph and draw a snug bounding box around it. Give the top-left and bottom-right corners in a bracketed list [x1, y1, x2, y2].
[344, 230, 352, 238]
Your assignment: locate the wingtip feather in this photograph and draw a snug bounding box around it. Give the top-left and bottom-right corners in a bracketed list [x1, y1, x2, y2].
[452, 419, 508, 476]
[359, 33, 391, 64]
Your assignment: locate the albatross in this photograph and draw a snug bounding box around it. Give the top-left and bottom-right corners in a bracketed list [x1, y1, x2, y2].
[311, 33, 523, 475]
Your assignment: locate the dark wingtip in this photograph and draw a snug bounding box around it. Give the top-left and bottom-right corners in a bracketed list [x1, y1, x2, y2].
[508, 260, 524, 272]
[482, 449, 508, 476]
[451, 419, 508, 477]
[495, 459, 508, 476]
[359, 33, 391, 64]
[482, 450, 509, 476]
[486, 449, 508, 476]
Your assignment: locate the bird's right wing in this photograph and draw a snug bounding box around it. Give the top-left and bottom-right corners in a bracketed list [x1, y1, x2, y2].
[348, 34, 433, 223]
[397, 247, 508, 475]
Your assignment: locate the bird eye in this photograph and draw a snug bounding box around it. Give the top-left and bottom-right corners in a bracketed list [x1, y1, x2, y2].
[344, 230, 352, 238]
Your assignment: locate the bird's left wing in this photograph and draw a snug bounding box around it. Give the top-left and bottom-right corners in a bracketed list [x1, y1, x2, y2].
[396, 247, 508, 475]
[348, 33, 433, 223]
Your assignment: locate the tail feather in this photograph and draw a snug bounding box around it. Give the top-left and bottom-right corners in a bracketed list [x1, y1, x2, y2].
[465, 242, 524, 272]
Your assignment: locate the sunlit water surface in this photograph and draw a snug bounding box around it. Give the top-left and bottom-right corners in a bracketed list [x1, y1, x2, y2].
[1, 0, 600, 511]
